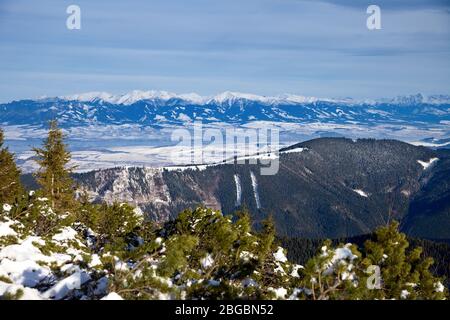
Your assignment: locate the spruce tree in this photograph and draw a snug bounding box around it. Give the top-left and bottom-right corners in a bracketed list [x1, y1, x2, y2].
[360, 221, 446, 299]
[0, 128, 23, 204]
[258, 215, 276, 263]
[33, 120, 75, 211]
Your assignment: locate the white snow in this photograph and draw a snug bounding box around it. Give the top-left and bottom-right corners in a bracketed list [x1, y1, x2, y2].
[234, 174, 242, 206]
[417, 158, 439, 170]
[0, 258, 52, 287]
[89, 254, 102, 268]
[400, 290, 410, 299]
[133, 206, 144, 218]
[239, 251, 256, 262]
[280, 147, 305, 154]
[94, 277, 109, 296]
[0, 237, 50, 264]
[331, 245, 357, 264]
[322, 244, 358, 276]
[2, 204, 12, 213]
[59, 89, 369, 107]
[0, 282, 43, 300]
[43, 271, 91, 299]
[0, 216, 100, 300]
[341, 271, 353, 281]
[250, 171, 261, 209]
[353, 189, 369, 197]
[0, 218, 17, 237]
[176, 113, 191, 122]
[268, 287, 287, 299]
[52, 227, 79, 243]
[434, 282, 445, 293]
[200, 254, 214, 269]
[0, 237, 56, 288]
[61, 90, 207, 105]
[290, 265, 304, 278]
[273, 247, 288, 263]
[101, 292, 124, 300]
[211, 91, 273, 104]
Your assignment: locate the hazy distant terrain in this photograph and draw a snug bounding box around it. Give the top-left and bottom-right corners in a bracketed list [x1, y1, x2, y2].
[2, 91, 449, 172]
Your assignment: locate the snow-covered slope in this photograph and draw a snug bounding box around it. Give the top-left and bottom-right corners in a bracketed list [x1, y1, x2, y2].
[0, 198, 112, 300]
[1, 91, 449, 128]
[59, 90, 450, 106]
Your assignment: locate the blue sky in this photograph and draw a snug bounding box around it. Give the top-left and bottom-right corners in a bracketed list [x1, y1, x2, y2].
[0, 0, 449, 102]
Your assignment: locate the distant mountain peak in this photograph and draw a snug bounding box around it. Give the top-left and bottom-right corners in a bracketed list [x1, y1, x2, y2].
[58, 90, 336, 106]
[61, 90, 180, 105]
[56, 90, 450, 106]
[61, 91, 116, 103]
[377, 93, 450, 105]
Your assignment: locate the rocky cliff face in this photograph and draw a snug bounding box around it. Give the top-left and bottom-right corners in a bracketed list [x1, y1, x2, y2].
[77, 166, 222, 222]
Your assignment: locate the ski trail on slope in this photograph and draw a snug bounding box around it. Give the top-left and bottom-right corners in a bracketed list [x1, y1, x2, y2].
[234, 174, 242, 207]
[250, 171, 261, 209]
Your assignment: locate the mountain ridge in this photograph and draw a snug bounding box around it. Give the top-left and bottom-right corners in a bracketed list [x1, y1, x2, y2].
[2, 92, 449, 128]
[38, 90, 450, 106]
[38, 137, 448, 240]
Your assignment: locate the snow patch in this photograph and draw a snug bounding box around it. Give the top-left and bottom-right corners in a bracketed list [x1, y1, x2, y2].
[353, 189, 369, 197]
[400, 290, 410, 299]
[2, 204, 12, 213]
[52, 227, 79, 243]
[101, 292, 124, 300]
[200, 254, 214, 269]
[268, 287, 287, 299]
[250, 171, 261, 209]
[234, 174, 242, 207]
[417, 158, 439, 170]
[434, 282, 445, 293]
[0, 218, 17, 237]
[43, 271, 91, 299]
[273, 247, 288, 263]
[280, 147, 305, 154]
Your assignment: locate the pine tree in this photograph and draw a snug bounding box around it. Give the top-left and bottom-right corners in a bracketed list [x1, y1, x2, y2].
[258, 215, 276, 263]
[110, 207, 299, 300]
[0, 128, 23, 204]
[95, 202, 143, 251]
[298, 240, 361, 300]
[360, 221, 446, 299]
[33, 121, 75, 211]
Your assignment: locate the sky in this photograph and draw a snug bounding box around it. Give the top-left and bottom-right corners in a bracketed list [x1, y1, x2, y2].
[0, 0, 449, 102]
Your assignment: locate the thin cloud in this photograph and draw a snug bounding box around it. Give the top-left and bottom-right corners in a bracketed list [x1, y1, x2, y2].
[302, 0, 450, 11]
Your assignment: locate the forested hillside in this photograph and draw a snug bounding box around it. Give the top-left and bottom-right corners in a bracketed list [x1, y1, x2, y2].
[57, 138, 450, 239]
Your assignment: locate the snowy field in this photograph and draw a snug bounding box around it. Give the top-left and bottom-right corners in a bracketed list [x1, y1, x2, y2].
[3, 121, 449, 173]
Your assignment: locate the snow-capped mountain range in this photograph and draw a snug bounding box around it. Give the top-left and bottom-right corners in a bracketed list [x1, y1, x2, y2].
[59, 90, 351, 106]
[1, 91, 449, 128]
[60, 90, 450, 106]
